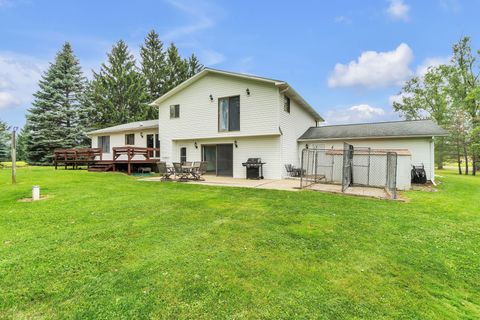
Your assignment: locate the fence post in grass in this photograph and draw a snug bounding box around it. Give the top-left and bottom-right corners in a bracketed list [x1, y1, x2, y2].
[11, 127, 17, 184]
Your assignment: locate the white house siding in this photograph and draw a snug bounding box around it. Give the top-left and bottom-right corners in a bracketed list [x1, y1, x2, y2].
[157, 73, 281, 164]
[170, 135, 282, 179]
[279, 93, 318, 177]
[91, 129, 158, 160]
[299, 137, 435, 189]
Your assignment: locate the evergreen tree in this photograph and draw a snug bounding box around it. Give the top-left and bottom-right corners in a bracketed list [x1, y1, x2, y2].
[140, 30, 166, 100]
[0, 120, 10, 161]
[187, 53, 204, 78]
[163, 43, 189, 93]
[90, 40, 150, 127]
[16, 126, 28, 162]
[26, 42, 86, 164]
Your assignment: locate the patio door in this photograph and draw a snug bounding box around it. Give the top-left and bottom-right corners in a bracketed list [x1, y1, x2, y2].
[202, 145, 217, 173]
[216, 144, 233, 177]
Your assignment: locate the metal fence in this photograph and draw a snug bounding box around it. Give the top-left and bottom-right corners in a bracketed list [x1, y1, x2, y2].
[300, 144, 398, 199]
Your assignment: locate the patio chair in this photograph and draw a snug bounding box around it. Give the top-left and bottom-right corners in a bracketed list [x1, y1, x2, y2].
[191, 161, 207, 181]
[285, 164, 303, 177]
[184, 161, 192, 166]
[157, 162, 172, 181]
[173, 162, 189, 181]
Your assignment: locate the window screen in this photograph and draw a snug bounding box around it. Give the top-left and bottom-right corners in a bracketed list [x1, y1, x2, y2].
[284, 96, 290, 113]
[125, 133, 135, 145]
[218, 96, 240, 131]
[170, 104, 180, 118]
[98, 136, 110, 153]
[180, 147, 187, 163]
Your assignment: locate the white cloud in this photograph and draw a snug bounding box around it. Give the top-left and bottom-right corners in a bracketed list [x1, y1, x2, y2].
[162, 0, 220, 41]
[439, 0, 460, 13]
[200, 49, 225, 66]
[0, 52, 45, 110]
[334, 16, 352, 25]
[328, 43, 414, 89]
[415, 56, 450, 77]
[0, 92, 20, 108]
[325, 104, 386, 124]
[387, 0, 410, 21]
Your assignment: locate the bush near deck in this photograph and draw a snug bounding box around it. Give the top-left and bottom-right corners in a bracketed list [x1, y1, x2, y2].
[0, 167, 479, 319]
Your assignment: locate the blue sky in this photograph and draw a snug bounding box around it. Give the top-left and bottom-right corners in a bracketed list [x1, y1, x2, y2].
[0, 0, 479, 127]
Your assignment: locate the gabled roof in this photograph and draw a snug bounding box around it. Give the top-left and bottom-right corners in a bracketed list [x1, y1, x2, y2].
[298, 119, 448, 141]
[86, 120, 158, 135]
[150, 68, 323, 121]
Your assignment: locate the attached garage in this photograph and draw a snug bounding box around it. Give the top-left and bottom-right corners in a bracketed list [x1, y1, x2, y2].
[298, 120, 448, 189]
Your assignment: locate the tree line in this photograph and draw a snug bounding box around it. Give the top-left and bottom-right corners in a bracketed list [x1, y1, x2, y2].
[393, 36, 480, 175]
[0, 30, 203, 164]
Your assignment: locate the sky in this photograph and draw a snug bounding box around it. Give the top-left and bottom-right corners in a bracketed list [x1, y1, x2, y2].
[0, 0, 479, 128]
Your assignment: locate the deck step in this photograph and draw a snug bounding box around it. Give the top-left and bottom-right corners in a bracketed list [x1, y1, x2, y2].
[88, 164, 114, 172]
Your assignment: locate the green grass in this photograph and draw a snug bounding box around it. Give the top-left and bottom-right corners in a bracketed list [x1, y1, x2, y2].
[0, 167, 479, 319]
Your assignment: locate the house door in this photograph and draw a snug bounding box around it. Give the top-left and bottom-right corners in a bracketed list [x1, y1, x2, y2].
[146, 134, 160, 158]
[202, 145, 217, 173]
[216, 144, 233, 176]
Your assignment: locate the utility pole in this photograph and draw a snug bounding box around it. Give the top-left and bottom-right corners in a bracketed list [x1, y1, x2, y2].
[11, 127, 17, 184]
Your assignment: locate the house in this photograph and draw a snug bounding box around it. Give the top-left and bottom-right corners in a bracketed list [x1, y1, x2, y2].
[87, 120, 160, 160]
[87, 68, 447, 189]
[150, 68, 323, 179]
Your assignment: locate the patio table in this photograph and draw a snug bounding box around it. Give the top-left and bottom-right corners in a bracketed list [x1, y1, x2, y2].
[182, 164, 201, 179]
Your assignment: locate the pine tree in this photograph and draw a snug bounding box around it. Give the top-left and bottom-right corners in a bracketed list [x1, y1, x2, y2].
[26, 42, 87, 164]
[90, 40, 150, 127]
[140, 30, 166, 100]
[0, 120, 10, 161]
[16, 126, 28, 162]
[163, 43, 189, 93]
[187, 53, 204, 78]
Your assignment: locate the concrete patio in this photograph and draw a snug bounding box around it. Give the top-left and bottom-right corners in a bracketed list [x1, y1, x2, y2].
[139, 175, 398, 199]
[140, 175, 301, 191]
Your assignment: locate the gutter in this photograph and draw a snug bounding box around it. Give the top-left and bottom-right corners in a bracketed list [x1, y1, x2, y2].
[297, 134, 448, 142]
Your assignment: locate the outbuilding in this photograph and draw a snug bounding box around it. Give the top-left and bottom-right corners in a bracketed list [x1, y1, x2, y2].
[298, 119, 448, 188]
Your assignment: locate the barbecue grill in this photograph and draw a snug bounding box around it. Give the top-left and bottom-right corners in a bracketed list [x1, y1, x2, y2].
[242, 158, 266, 179]
[411, 164, 427, 184]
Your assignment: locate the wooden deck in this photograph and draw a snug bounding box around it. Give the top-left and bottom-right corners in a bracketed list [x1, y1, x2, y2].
[54, 147, 160, 175]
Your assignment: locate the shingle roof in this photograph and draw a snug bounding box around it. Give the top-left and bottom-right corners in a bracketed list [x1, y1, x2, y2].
[298, 120, 448, 141]
[86, 120, 158, 135]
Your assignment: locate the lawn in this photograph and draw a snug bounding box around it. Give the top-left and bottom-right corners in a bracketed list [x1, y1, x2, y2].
[0, 167, 479, 319]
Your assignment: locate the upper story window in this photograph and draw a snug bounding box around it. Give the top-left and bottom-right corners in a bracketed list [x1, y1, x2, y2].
[170, 104, 180, 118]
[218, 96, 240, 132]
[98, 136, 110, 153]
[125, 133, 135, 145]
[284, 96, 291, 113]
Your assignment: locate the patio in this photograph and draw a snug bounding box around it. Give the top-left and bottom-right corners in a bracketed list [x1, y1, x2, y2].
[140, 175, 301, 191]
[139, 175, 401, 199]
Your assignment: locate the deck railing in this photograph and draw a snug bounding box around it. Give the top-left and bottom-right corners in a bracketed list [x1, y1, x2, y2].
[54, 148, 103, 169]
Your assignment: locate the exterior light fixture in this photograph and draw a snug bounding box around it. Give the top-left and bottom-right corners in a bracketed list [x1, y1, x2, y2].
[140, 132, 144, 138]
[209, 94, 213, 101]
[305, 144, 309, 149]
[234, 140, 238, 148]
[246, 88, 250, 96]
[194, 142, 198, 149]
